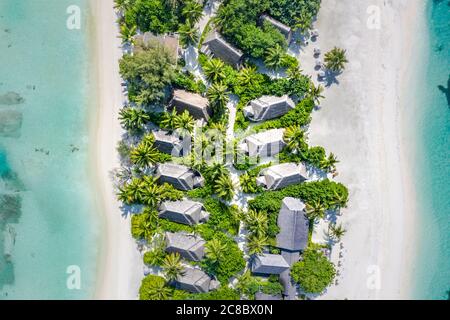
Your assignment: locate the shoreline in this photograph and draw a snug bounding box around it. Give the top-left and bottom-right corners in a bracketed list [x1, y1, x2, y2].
[303, 0, 425, 299]
[90, 0, 143, 299]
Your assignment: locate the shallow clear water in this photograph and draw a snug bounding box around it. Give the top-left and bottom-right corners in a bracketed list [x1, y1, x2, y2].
[0, 0, 99, 299]
[412, 0, 450, 300]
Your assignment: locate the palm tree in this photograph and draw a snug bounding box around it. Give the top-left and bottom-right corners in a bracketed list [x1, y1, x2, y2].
[132, 212, 156, 241]
[238, 66, 258, 87]
[174, 110, 195, 133]
[182, 1, 204, 24]
[324, 47, 348, 72]
[141, 276, 171, 300]
[244, 210, 268, 238]
[239, 173, 258, 194]
[114, 0, 132, 11]
[328, 223, 346, 242]
[331, 189, 349, 209]
[140, 183, 163, 208]
[119, 24, 136, 45]
[308, 84, 325, 105]
[247, 234, 269, 255]
[320, 152, 339, 173]
[207, 82, 229, 116]
[117, 177, 143, 204]
[283, 126, 307, 153]
[264, 44, 285, 70]
[205, 238, 227, 264]
[203, 58, 225, 83]
[162, 252, 184, 283]
[305, 200, 326, 222]
[208, 121, 227, 134]
[178, 22, 200, 48]
[160, 109, 178, 130]
[206, 162, 228, 181]
[214, 174, 235, 201]
[130, 143, 160, 168]
[119, 107, 150, 131]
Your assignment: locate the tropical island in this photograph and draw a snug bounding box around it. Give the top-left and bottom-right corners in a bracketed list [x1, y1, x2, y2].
[112, 0, 349, 300]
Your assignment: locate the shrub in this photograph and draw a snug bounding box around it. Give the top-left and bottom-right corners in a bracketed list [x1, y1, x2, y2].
[291, 248, 336, 294]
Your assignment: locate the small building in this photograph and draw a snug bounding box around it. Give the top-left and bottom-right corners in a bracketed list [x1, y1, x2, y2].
[255, 292, 283, 300]
[174, 267, 220, 293]
[134, 32, 179, 62]
[201, 31, 244, 68]
[239, 129, 286, 158]
[152, 130, 190, 157]
[256, 163, 307, 190]
[243, 95, 295, 122]
[169, 89, 212, 121]
[276, 197, 309, 252]
[155, 163, 204, 191]
[260, 14, 293, 43]
[165, 232, 206, 261]
[251, 254, 290, 275]
[158, 199, 209, 226]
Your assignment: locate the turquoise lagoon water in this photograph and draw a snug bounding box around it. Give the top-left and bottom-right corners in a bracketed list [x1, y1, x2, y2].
[410, 0, 450, 300]
[0, 0, 100, 299]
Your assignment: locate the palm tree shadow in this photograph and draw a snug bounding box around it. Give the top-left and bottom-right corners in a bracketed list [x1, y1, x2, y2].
[437, 75, 450, 108]
[323, 70, 341, 88]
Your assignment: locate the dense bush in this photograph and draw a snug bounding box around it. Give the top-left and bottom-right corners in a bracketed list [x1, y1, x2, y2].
[187, 287, 241, 300]
[139, 274, 171, 300]
[173, 70, 207, 94]
[201, 233, 246, 284]
[119, 44, 176, 106]
[202, 198, 241, 236]
[268, 0, 321, 30]
[291, 248, 336, 294]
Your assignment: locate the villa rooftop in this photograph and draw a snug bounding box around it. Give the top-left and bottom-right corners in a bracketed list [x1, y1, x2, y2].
[201, 31, 244, 68]
[251, 253, 290, 275]
[174, 267, 220, 294]
[152, 130, 189, 157]
[155, 163, 204, 191]
[240, 128, 286, 158]
[158, 199, 209, 226]
[276, 197, 309, 252]
[165, 232, 206, 261]
[169, 89, 211, 121]
[256, 163, 308, 190]
[244, 95, 295, 122]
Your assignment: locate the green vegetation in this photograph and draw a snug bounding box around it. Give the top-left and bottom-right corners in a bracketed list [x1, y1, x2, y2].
[139, 274, 172, 300]
[324, 47, 348, 73]
[268, 0, 321, 31]
[119, 42, 176, 106]
[291, 248, 336, 294]
[236, 271, 284, 299]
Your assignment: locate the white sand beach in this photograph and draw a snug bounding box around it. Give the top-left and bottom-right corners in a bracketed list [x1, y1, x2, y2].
[91, 0, 143, 299]
[299, 0, 426, 299]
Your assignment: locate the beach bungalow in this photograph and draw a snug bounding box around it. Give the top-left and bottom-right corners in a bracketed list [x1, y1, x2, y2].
[239, 128, 286, 158]
[152, 130, 190, 157]
[260, 14, 293, 43]
[251, 254, 290, 275]
[134, 32, 180, 62]
[173, 267, 220, 294]
[169, 89, 212, 121]
[155, 163, 204, 191]
[165, 232, 206, 262]
[276, 197, 309, 252]
[243, 95, 295, 122]
[158, 199, 209, 226]
[201, 31, 244, 68]
[256, 163, 308, 190]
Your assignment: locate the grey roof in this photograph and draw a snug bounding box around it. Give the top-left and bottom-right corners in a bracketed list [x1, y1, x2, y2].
[155, 163, 204, 191]
[174, 267, 216, 293]
[240, 129, 286, 158]
[260, 14, 292, 43]
[255, 292, 283, 300]
[153, 130, 190, 156]
[280, 250, 300, 300]
[165, 232, 206, 261]
[256, 163, 307, 190]
[243, 95, 295, 122]
[159, 199, 209, 226]
[169, 89, 211, 120]
[201, 31, 244, 68]
[251, 254, 290, 275]
[276, 197, 309, 252]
